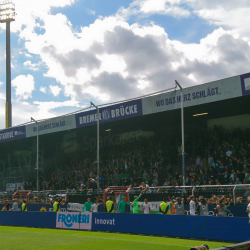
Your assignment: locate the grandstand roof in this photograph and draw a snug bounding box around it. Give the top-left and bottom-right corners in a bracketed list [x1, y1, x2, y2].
[0, 72, 250, 143]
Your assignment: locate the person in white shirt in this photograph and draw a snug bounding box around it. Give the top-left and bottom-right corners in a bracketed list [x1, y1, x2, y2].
[247, 196, 250, 224]
[189, 195, 196, 215]
[140, 182, 151, 193]
[91, 200, 99, 213]
[142, 199, 151, 214]
[226, 148, 232, 157]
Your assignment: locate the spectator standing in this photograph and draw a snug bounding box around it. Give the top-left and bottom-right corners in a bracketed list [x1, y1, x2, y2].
[106, 197, 114, 213]
[140, 182, 152, 193]
[163, 178, 170, 186]
[131, 192, 142, 213]
[82, 198, 94, 212]
[5, 200, 10, 211]
[207, 155, 213, 166]
[159, 197, 169, 214]
[174, 197, 185, 215]
[151, 176, 158, 187]
[235, 178, 242, 184]
[21, 200, 27, 211]
[11, 199, 18, 211]
[196, 198, 208, 216]
[118, 196, 130, 213]
[168, 196, 176, 214]
[247, 197, 250, 224]
[91, 200, 99, 213]
[226, 148, 232, 157]
[53, 198, 60, 212]
[215, 198, 227, 217]
[142, 199, 151, 214]
[189, 195, 196, 216]
[196, 156, 201, 167]
[242, 165, 249, 173]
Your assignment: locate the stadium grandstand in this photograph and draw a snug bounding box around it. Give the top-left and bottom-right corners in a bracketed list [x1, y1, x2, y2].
[0, 72, 249, 192]
[0, 72, 250, 250]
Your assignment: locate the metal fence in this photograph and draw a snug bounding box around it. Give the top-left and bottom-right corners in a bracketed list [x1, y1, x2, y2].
[130, 184, 250, 205]
[0, 185, 249, 205]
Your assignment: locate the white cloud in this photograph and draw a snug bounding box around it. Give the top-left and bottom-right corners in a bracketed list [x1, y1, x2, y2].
[23, 60, 40, 71]
[49, 85, 61, 96]
[0, 0, 249, 127]
[12, 74, 35, 100]
[40, 86, 47, 93]
[188, 74, 197, 82]
[86, 9, 96, 15]
[33, 100, 80, 112]
[118, 0, 191, 19]
[0, 99, 81, 129]
[19, 51, 32, 58]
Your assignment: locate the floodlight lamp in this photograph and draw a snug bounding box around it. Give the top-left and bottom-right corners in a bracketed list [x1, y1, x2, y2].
[193, 113, 208, 117]
[0, 0, 15, 23]
[105, 129, 111, 132]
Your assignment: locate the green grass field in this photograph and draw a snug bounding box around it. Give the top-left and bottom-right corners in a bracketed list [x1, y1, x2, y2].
[0, 226, 231, 250]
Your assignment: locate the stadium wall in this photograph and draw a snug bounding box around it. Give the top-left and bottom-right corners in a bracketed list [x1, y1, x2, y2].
[0, 212, 250, 242]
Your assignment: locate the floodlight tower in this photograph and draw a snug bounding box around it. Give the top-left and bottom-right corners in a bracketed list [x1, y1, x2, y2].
[0, 0, 15, 128]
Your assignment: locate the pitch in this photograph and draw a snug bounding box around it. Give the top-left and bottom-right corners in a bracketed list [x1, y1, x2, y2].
[0, 226, 231, 250]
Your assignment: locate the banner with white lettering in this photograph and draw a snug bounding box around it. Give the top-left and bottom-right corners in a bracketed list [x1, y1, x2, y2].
[75, 99, 143, 128]
[26, 115, 76, 138]
[240, 72, 250, 96]
[0, 126, 26, 143]
[142, 75, 243, 115]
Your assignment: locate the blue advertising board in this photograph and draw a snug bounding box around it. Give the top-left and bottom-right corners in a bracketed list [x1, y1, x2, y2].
[75, 99, 143, 128]
[0, 126, 26, 143]
[0, 211, 249, 242]
[183, 204, 248, 218]
[0, 211, 56, 228]
[92, 213, 250, 242]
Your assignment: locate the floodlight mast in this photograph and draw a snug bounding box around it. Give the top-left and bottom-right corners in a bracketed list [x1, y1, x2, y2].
[175, 80, 185, 187]
[90, 102, 100, 195]
[31, 117, 39, 192]
[0, 0, 15, 128]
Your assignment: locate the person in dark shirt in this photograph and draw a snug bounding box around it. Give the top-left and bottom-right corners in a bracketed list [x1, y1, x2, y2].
[5, 200, 10, 211]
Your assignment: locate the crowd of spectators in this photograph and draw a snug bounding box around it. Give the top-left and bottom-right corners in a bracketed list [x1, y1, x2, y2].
[20, 127, 250, 192]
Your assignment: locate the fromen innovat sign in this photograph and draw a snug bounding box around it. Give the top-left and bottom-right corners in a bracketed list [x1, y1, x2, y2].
[94, 218, 115, 225]
[56, 212, 92, 230]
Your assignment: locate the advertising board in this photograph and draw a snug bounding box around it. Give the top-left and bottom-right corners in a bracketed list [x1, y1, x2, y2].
[75, 99, 143, 128]
[25, 115, 76, 138]
[240, 72, 250, 96]
[67, 203, 84, 212]
[142, 75, 243, 115]
[0, 126, 26, 143]
[56, 212, 92, 230]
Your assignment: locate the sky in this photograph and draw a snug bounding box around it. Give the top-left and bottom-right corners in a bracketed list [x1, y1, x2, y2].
[0, 0, 250, 128]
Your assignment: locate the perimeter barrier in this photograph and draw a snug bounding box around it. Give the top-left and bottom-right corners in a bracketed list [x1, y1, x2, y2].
[1, 211, 250, 242]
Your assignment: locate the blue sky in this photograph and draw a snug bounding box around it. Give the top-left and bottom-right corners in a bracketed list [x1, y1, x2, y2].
[0, 0, 250, 128]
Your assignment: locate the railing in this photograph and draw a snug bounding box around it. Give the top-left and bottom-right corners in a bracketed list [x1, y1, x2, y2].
[0, 185, 249, 205]
[130, 184, 250, 205]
